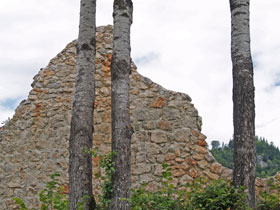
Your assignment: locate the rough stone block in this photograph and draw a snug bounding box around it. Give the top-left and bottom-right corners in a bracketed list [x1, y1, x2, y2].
[151, 131, 167, 143]
[210, 162, 223, 175]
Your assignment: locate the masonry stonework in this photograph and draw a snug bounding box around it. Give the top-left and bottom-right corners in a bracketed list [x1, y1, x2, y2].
[0, 25, 271, 209]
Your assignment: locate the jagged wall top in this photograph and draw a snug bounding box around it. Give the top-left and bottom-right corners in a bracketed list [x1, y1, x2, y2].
[0, 25, 231, 209]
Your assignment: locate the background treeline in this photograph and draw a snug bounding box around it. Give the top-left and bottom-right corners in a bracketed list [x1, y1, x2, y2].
[210, 136, 280, 178]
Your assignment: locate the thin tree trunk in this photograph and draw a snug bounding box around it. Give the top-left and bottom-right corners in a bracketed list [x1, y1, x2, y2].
[230, 0, 256, 208]
[69, 0, 96, 209]
[109, 0, 133, 209]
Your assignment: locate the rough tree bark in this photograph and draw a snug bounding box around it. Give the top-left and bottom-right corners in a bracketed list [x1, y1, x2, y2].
[109, 0, 133, 209]
[230, 0, 256, 208]
[69, 0, 96, 209]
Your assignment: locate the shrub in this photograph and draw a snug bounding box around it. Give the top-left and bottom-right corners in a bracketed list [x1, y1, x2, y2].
[130, 163, 251, 210]
[257, 179, 280, 210]
[185, 178, 251, 210]
[14, 172, 68, 210]
[91, 149, 115, 210]
[130, 163, 186, 210]
[16, 151, 280, 210]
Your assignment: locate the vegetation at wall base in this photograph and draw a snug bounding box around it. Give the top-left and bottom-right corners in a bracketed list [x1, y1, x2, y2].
[257, 178, 280, 210]
[91, 149, 115, 209]
[129, 163, 186, 210]
[14, 151, 280, 210]
[210, 136, 280, 178]
[13, 172, 68, 210]
[130, 177, 250, 210]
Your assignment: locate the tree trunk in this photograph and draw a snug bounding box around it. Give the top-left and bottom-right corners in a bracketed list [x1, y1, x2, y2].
[230, 0, 256, 208]
[69, 0, 96, 209]
[109, 0, 133, 209]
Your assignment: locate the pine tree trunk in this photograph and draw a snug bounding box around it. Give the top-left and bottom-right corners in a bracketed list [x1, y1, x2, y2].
[109, 0, 133, 209]
[230, 0, 256, 208]
[69, 0, 96, 209]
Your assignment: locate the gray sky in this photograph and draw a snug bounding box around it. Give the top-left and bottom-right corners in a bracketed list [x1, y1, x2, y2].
[0, 0, 279, 147]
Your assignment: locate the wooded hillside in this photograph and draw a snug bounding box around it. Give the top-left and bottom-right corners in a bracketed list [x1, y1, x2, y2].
[210, 137, 280, 178]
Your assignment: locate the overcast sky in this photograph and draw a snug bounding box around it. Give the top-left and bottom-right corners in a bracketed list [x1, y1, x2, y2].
[0, 0, 279, 147]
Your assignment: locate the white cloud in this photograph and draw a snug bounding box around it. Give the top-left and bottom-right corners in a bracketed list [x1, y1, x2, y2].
[0, 106, 14, 125]
[0, 0, 279, 147]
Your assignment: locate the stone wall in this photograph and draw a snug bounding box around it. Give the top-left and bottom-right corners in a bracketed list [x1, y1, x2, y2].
[1, 25, 231, 209]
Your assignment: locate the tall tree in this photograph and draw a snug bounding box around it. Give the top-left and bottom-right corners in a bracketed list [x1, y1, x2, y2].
[211, 140, 221, 150]
[68, 0, 96, 209]
[109, 0, 133, 209]
[229, 0, 256, 208]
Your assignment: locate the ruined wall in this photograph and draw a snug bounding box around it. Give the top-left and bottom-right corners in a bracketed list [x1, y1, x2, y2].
[0, 25, 231, 209]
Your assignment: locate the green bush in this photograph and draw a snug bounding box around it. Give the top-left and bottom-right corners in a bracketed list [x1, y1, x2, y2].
[257, 191, 280, 210]
[13, 151, 280, 210]
[14, 172, 68, 210]
[257, 179, 280, 210]
[130, 163, 250, 210]
[130, 163, 186, 210]
[91, 149, 115, 209]
[185, 178, 250, 210]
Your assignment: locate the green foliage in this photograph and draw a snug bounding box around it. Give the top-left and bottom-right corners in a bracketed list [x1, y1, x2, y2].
[211, 140, 221, 150]
[14, 150, 280, 210]
[211, 145, 233, 169]
[257, 180, 280, 210]
[91, 149, 116, 210]
[76, 195, 91, 210]
[210, 136, 280, 178]
[13, 197, 28, 210]
[130, 163, 250, 210]
[130, 186, 185, 210]
[257, 191, 280, 210]
[185, 178, 250, 210]
[39, 173, 68, 210]
[14, 172, 68, 210]
[130, 163, 186, 210]
[13, 150, 115, 210]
